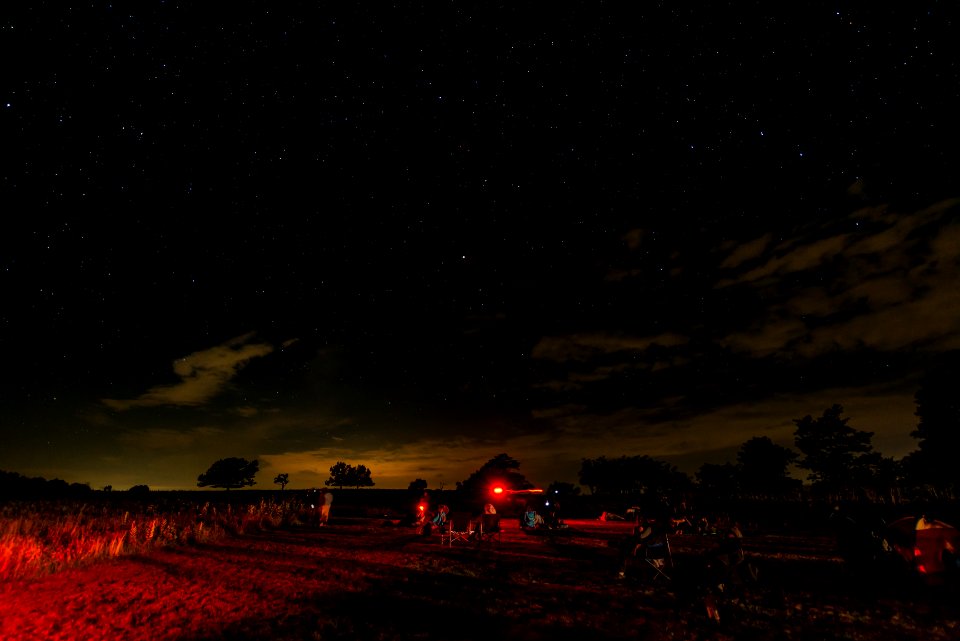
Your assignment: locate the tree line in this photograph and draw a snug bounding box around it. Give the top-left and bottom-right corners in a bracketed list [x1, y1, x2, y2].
[4, 362, 955, 503]
[191, 458, 376, 491]
[578, 363, 960, 505]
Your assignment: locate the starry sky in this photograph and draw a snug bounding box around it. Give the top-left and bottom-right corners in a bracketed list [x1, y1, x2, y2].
[2, 3, 959, 491]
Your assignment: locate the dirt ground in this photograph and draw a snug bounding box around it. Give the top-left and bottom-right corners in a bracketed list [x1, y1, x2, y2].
[1, 518, 957, 641]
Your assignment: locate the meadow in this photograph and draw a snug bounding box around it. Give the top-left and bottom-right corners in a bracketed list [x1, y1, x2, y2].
[0, 495, 302, 581]
[1, 494, 958, 640]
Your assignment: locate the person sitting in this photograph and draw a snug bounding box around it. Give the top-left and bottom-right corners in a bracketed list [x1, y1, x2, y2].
[410, 501, 428, 526]
[544, 501, 567, 529]
[417, 509, 434, 536]
[432, 504, 450, 532]
[616, 517, 669, 578]
[413, 502, 438, 537]
[670, 515, 692, 535]
[468, 503, 500, 541]
[521, 505, 544, 530]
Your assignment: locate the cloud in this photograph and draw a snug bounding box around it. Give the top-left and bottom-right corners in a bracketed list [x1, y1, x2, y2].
[718, 233, 772, 270]
[718, 198, 960, 358]
[528, 380, 918, 473]
[847, 178, 866, 198]
[623, 228, 646, 250]
[101, 332, 274, 411]
[117, 426, 225, 451]
[728, 232, 851, 287]
[519, 201, 955, 485]
[532, 332, 689, 363]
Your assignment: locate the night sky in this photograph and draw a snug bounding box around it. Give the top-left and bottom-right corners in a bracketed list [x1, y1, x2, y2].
[3, 3, 958, 491]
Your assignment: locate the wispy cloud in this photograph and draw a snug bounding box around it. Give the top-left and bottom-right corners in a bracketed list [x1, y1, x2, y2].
[117, 426, 225, 451]
[719, 198, 960, 358]
[101, 332, 274, 411]
[520, 199, 956, 475]
[718, 233, 772, 270]
[532, 332, 689, 363]
[528, 380, 918, 471]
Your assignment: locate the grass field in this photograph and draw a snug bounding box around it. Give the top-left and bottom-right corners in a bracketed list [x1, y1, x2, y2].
[1, 512, 958, 641]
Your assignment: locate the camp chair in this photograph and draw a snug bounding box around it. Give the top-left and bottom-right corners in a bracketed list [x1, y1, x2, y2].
[642, 533, 673, 581]
[441, 512, 475, 546]
[477, 513, 502, 544]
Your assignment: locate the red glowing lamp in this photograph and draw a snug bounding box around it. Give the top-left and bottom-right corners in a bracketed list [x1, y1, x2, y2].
[491, 486, 543, 496]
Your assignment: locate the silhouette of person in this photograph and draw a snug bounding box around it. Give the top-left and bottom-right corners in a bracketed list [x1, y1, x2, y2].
[319, 488, 333, 526]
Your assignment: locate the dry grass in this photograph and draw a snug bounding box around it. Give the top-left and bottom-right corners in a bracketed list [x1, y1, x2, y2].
[1, 504, 958, 640]
[0, 497, 302, 580]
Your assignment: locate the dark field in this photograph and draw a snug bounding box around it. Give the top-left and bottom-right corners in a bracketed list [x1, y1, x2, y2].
[2, 515, 958, 641]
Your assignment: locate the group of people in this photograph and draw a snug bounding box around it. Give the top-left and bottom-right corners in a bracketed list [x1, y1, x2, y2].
[408, 495, 502, 539]
[520, 501, 566, 531]
[603, 502, 741, 538]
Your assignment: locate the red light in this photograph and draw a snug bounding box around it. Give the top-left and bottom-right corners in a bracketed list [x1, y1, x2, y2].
[492, 486, 543, 495]
[418, 504, 426, 511]
[914, 547, 922, 557]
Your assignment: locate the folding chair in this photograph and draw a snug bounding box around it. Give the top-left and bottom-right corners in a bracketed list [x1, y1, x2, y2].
[441, 512, 475, 546]
[477, 513, 501, 544]
[642, 534, 673, 581]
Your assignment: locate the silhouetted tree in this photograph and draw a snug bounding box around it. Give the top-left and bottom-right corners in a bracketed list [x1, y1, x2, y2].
[696, 462, 739, 498]
[346, 464, 375, 488]
[128, 484, 151, 494]
[0, 470, 79, 498]
[324, 462, 375, 489]
[48, 478, 70, 495]
[737, 436, 799, 499]
[794, 405, 874, 499]
[546, 481, 581, 498]
[69, 482, 92, 497]
[911, 360, 960, 495]
[325, 462, 351, 489]
[407, 478, 428, 492]
[853, 452, 904, 504]
[457, 453, 534, 504]
[197, 457, 259, 490]
[579, 455, 687, 497]
[579, 456, 613, 495]
[274, 473, 289, 491]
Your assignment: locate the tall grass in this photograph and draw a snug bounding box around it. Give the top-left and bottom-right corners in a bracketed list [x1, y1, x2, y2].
[0, 496, 306, 580]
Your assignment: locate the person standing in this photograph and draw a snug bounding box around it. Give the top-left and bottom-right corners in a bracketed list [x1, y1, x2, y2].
[320, 488, 333, 526]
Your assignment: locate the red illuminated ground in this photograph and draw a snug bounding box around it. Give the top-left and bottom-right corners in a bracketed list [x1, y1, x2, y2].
[2, 518, 957, 640]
